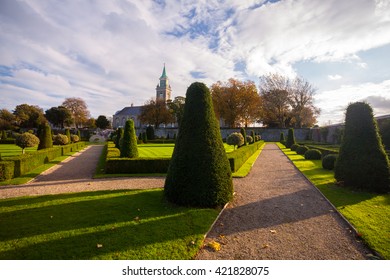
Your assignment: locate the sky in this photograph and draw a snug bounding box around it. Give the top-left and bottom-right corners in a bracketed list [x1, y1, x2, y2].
[1, 0, 390, 126]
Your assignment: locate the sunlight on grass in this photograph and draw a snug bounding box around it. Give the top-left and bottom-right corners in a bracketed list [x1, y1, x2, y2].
[277, 142, 390, 259]
[0, 189, 219, 260]
[0, 144, 37, 157]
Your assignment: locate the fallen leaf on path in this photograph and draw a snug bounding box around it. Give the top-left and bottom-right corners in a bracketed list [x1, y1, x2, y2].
[270, 229, 277, 234]
[207, 241, 221, 252]
[262, 244, 269, 249]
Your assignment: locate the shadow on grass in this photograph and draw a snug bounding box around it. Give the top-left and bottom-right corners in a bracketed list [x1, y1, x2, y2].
[0, 189, 218, 259]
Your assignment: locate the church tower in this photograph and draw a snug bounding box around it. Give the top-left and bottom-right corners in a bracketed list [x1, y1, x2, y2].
[156, 64, 172, 102]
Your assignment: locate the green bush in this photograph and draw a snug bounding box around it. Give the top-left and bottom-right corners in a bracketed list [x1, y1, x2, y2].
[0, 161, 15, 181]
[322, 154, 338, 170]
[240, 127, 247, 146]
[71, 134, 79, 142]
[53, 134, 68, 145]
[115, 128, 123, 149]
[65, 129, 71, 143]
[1, 130, 7, 140]
[146, 126, 155, 140]
[38, 124, 53, 150]
[164, 82, 233, 207]
[0, 139, 16, 144]
[228, 141, 264, 172]
[105, 158, 170, 174]
[290, 144, 300, 151]
[246, 135, 253, 144]
[304, 149, 322, 160]
[335, 102, 390, 193]
[296, 145, 309, 155]
[251, 131, 255, 144]
[120, 119, 138, 158]
[16, 132, 40, 154]
[286, 128, 296, 148]
[226, 132, 244, 149]
[280, 132, 285, 142]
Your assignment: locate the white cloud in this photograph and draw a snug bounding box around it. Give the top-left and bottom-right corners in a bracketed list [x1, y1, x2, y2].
[328, 75, 342, 80]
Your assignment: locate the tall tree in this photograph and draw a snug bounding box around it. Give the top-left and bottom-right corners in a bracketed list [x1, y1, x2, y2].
[13, 104, 46, 129]
[167, 96, 186, 126]
[259, 73, 320, 128]
[139, 99, 174, 128]
[95, 115, 111, 129]
[211, 78, 261, 128]
[45, 106, 72, 128]
[62, 97, 90, 128]
[0, 109, 16, 130]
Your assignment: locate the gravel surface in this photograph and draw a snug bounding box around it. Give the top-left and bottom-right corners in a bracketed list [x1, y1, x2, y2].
[196, 144, 371, 260]
[0, 143, 372, 259]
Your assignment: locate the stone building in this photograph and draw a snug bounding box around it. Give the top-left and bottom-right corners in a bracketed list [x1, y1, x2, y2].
[113, 65, 171, 129]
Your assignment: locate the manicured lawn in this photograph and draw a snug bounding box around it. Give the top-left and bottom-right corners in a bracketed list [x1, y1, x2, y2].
[0, 144, 37, 157]
[0, 188, 219, 259]
[277, 143, 390, 259]
[138, 143, 174, 158]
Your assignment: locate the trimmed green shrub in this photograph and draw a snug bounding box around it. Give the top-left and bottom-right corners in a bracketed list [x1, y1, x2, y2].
[228, 141, 264, 172]
[0, 139, 16, 144]
[322, 154, 338, 170]
[77, 130, 81, 139]
[296, 145, 309, 155]
[142, 132, 147, 143]
[146, 126, 155, 140]
[38, 124, 53, 150]
[53, 134, 69, 145]
[290, 144, 299, 151]
[226, 132, 244, 150]
[286, 128, 296, 148]
[246, 135, 253, 144]
[280, 132, 285, 142]
[120, 119, 138, 158]
[106, 158, 170, 174]
[251, 131, 255, 144]
[71, 134, 80, 142]
[65, 129, 71, 143]
[15, 132, 40, 154]
[164, 82, 233, 207]
[304, 149, 322, 160]
[0, 161, 15, 181]
[255, 135, 261, 142]
[240, 127, 247, 146]
[115, 128, 123, 149]
[335, 102, 390, 193]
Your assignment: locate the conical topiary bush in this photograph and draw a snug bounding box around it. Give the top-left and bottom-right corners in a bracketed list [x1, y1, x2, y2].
[286, 128, 296, 148]
[38, 123, 53, 150]
[120, 119, 138, 158]
[164, 82, 233, 207]
[335, 102, 390, 193]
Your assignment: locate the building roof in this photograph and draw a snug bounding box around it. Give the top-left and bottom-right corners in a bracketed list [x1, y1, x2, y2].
[160, 64, 167, 79]
[114, 106, 142, 116]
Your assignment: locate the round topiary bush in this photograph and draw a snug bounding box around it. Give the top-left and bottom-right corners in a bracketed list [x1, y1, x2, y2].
[296, 145, 309, 155]
[246, 135, 253, 144]
[16, 132, 40, 154]
[120, 119, 138, 158]
[285, 128, 296, 148]
[304, 149, 322, 160]
[322, 154, 338, 170]
[65, 129, 71, 143]
[290, 144, 300, 151]
[71, 134, 79, 142]
[53, 134, 68, 145]
[226, 132, 244, 150]
[335, 102, 390, 193]
[164, 82, 233, 207]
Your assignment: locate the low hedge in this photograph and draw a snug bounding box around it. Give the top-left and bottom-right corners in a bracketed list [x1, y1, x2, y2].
[0, 142, 86, 181]
[105, 141, 265, 174]
[305, 145, 338, 157]
[227, 141, 264, 172]
[0, 139, 16, 144]
[105, 158, 171, 174]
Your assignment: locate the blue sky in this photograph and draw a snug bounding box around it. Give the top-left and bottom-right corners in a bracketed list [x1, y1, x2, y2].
[1, 0, 389, 125]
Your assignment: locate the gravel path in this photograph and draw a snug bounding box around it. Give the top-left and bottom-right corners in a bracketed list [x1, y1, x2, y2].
[196, 143, 371, 260]
[0, 143, 372, 259]
[0, 145, 165, 199]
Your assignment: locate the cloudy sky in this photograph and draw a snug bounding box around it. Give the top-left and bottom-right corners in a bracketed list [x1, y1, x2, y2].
[1, 0, 389, 125]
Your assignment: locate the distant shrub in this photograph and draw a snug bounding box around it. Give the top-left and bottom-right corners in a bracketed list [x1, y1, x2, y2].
[304, 149, 322, 160]
[286, 128, 296, 148]
[120, 119, 138, 158]
[296, 145, 309, 155]
[65, 129, 71, 143]
[226, 132, 244, 150]
[38, 124, 53, 150]
[53, 134, 69, 145]
[322, 154, 338, 170]
[142, 131, 147, 143]
[251, 131, 255, 144]
[280, 132, 285, 142]
[146, 126, 155, 140]
[255, 135, 261, 142]
[16, 132, 40, 154]
[71, 134, 80, 142]
[115, 128, 123, 149]
[290, 144, 299, 151]
[240, 127, 247, 146]
[246, 135, 253, 144]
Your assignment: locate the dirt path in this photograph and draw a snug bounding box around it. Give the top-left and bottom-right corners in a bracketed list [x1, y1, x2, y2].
[196, 143, 371, 260]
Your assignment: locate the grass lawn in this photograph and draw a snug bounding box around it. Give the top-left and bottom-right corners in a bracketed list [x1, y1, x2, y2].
[277, 143, 390, 259]
[0, 144, 37, 157]
[0, 188, 219, 260]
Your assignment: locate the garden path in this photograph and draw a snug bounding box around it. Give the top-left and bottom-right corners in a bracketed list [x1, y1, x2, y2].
[0, 145, 165, 199]
[196, 143, 371, 259]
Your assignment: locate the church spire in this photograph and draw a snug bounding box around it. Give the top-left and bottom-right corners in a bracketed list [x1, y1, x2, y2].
[156, 63, 171, 102]
[160, 63, 167, 79]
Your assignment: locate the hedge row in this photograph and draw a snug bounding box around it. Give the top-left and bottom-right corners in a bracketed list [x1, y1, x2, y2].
[0, 139, 16, 144]
[0, 142, 86, 181]
[105, 141, 265, 174]
[304, 145, 339, 157]
[227, 141, 265, 172]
